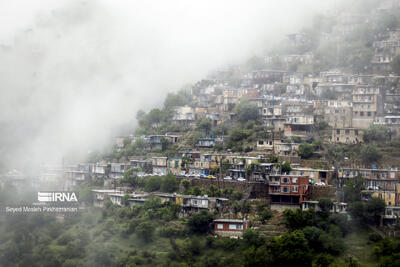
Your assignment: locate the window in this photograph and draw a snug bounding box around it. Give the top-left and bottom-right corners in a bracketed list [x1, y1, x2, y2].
[390, 172, 395, 179]
[292, 186, 298, 192]
[217, 224, 223, 229]
[345, 129, 350, 135]
[387, 193, 391, 199]
[367, 112, 371, 117]
[292, 178, 298, 183]
[175, 161, 179, 168]
[336, 129, 340, 134]
[281, 187, 289, 193]
[282, 177, 289, 183]
[229, 224, 243, 230]
[360, 111, 364, 116]
[258, 140, 264, 145]
[355, 130, 358, 135]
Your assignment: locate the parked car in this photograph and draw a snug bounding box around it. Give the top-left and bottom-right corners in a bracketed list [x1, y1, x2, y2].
[237, 178, 246, 182]
[223, 176, 232, 180]
[206, 175, 216, 179]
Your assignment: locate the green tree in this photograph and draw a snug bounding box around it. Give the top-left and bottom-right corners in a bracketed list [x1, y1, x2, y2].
[283, 208, 315, 231]
[363, 125, 390, 143]
[135, 222, 155, 242]
[161, 173, 179, 193]
[181, 179, 190, 191]
[235, 100, 260, 124]
[365, 197, 386, 226]
[228, 128, 248, 142]
[121, 194, 130, 207]
[298, 143, 314, 159]
[349, 198, 385, 226]
[147, 108, 163, 124]
[164, 90, 191, 108]
[160, 137, 171, 152]
[243, 229, 266, 247]
[360, 144, 382, 166]
[144, 176, 162, 192]
[344, 175, 365, 203]
[120, 168, 140, 188]
[318, 198, 333, 220]
[187, 210, 214, 234]
[281, 161, 292, 174]
[317, 121, 329, 131]
[196, 118, 212, 132]
[268, 230, 312, 267]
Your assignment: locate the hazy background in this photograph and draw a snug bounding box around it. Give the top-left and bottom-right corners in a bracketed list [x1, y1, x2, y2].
[0, 0, 336, 170]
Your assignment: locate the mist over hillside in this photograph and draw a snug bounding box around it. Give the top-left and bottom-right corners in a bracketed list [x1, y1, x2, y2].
[0, 0, 334, 171]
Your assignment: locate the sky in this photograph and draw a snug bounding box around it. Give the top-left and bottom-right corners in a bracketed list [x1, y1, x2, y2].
[0, 0, 336, 170]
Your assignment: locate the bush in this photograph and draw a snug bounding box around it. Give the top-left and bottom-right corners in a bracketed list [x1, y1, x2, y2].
[214, 237, 240, 251]
[369, 233, 383, 243]
[281, 161, 292, 174]
[260, 209, 273, 224]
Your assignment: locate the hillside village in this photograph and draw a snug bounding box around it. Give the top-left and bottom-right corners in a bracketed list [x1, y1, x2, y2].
[51, 1, 400, 221]
[3, 1, 400, 266]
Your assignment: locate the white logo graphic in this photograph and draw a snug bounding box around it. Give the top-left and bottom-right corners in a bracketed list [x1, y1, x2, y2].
[38, 192, 78, 202]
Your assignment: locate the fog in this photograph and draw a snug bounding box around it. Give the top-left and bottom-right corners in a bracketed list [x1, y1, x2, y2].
[0, 0, 335, 170]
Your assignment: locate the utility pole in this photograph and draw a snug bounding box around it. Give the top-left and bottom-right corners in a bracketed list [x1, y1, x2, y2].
[218, 155, 225, 190]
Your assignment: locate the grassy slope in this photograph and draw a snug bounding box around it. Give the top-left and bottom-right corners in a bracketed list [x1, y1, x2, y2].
[333, 228, 378, 267]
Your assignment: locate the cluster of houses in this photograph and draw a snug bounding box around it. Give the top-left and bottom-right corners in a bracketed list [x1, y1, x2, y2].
[162, 68, 400, 145]
[64, 154, 332, 184]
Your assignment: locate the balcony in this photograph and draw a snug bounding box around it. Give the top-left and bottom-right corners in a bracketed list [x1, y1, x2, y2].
[269, 181, 280, 186]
